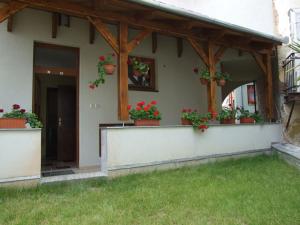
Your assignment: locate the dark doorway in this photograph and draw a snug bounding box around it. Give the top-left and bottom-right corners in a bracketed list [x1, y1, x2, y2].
[33, 42, 79, 171]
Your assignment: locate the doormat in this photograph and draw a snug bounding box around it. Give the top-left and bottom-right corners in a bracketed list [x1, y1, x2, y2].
[42, 170, 75, 177]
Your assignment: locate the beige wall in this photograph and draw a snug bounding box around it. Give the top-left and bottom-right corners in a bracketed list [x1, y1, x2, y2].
[103, 124, 283, 171]
[0, 8, 265, 167]
[0, 129, 41, 183]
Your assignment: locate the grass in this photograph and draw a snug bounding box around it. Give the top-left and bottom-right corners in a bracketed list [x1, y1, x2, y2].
[0, 155, 300, 225]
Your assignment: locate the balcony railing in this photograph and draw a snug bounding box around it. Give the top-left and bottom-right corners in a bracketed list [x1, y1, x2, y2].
[283, 53, 300, 94]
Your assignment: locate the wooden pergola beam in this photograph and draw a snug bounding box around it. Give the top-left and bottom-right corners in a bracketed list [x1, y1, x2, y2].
[118, 22, 129, 120]
[187, 37, 209, 66]
[127, 29, 152, 53]
[88, 16, 119, 54]
[0, 1, 27, 24]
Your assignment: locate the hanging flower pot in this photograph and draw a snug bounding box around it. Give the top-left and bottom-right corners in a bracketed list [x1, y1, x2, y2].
[217, 79, 226, 86]
[200, 78, 209, 85]
[0, 118, 26, 129]
[103, 64, 116, 75]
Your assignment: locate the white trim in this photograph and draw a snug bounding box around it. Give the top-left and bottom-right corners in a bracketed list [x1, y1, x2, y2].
[0, 175, 40, 184]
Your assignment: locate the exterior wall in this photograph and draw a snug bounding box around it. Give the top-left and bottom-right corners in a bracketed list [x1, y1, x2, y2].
[273, 0, 300, 146]
[0, 129, 41, 183]
[150, 0, 275, 35]
[102, 124, 283, 171]
[0, 8, 268, 167]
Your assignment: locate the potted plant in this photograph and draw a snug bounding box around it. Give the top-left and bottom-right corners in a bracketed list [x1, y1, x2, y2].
[193, 68, 211, 85]
[215, 71, 230, 86]
[128, 100, 161, 126]
[181, 108, 197, 125]
[237, 107, 263, 124]
[216, 107, 237, 124]
[89, 53, 116, 89]
[129, 57, 150, 77]
[0, 104, 43, 129]
[190, 112, 212, 132]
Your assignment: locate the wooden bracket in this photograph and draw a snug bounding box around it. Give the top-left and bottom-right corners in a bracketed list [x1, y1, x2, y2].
[214, 46, 227, 63]
[88, 16, 119, 54]
[52, 12, 59, 38]
[177, 37, 183, 58]
[0, 1, 27, 24]
[152, 32, 157, 53]
[251, 52, 267, 75]
[89, 22, 95, 44]
[187, 37, 209, 66]
[7, 15, 13, 32]
[127, 29, 152, 53]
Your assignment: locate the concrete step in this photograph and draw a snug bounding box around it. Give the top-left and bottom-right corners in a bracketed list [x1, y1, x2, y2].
[272, 143, 300, 169]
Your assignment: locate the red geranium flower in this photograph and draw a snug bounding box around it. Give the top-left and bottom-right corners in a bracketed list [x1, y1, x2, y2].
[127, 105, 132, 110]
[188, 109, 192, 113]
[13, 104, 20, 110]
[193, 67, 199, 73]
[153, 111, 159, 116]
[150, 100, 157, 105]
[99, 56, 105, 61]
[137, 101, 145, 107]
[182, 109, 187, 113]
[20, 109, 26, 113]
[89, 84, 96, 90]
[144, 106, 150, 112]
[136, 106, 142, 111]
[0, 109, 3, 113]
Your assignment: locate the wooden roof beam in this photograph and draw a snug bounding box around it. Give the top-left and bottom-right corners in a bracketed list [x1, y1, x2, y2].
[127, 29, 152, 53]
[187, 37, 208, 66]
[214, 46, 227, 63]
[0, 1, 27, 23]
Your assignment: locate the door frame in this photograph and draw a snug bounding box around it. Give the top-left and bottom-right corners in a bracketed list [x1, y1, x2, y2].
[32, 42, 80, 168]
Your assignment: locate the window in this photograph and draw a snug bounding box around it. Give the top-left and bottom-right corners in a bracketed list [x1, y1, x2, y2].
[289, 8, 300, 42]
[128, 56, 157, 92]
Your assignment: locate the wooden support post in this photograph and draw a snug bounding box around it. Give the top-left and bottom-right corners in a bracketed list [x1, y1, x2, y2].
[152, 32, 157, 54]
[177, 37, 183, 58]
[52, 12, 59, 38]
[118, 22, 129, 120]
[265, 53, 274, 120]
[7, 16, 13, 32]
[207, 41, 217, 113]
[0, 2, 27, 24]
[89, 22, 95, 44]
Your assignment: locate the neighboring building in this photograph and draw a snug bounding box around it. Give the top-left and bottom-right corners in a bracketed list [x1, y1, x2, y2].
[273, 0, 300, 146]
[0, 0, 283, 183]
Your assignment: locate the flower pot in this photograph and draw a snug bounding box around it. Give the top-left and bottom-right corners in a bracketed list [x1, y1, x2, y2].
[200, 78, 209, 85]
[134, 119, 160, 126]
[0, 118, 26, 128]
[133, 70, 142, 77]
[181, 118, 192, 125]
[104, 64, 116, 75]
[220, 118, 235, 124]
[217, 79, 226, 86]
[240, 117, 255, 124]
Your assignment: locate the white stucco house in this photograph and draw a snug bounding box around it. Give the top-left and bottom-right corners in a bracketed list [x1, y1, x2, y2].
[0, 0, 284, 184]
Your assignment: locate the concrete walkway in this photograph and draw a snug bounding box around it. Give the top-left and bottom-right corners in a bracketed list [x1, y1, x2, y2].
[272, 143, 300, 169]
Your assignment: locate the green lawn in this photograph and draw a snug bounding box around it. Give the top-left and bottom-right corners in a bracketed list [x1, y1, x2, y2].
[0, 155, 300, 225]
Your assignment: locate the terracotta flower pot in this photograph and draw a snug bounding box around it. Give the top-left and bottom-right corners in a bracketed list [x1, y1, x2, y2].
[0, 118, 26, 128]
[181, 118, 192, 125]
[133, 70, 142, 77]
[220, 118, 235, 124]
[134, 119, 160, 126]
[240, 117, 255, 124]
[200, 78, 209, 85]
[103, 64, 116, 75]
[217, 79, 226, 86]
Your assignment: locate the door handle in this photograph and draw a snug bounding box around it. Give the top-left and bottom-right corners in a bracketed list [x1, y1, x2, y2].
[58, 117, 62, 127]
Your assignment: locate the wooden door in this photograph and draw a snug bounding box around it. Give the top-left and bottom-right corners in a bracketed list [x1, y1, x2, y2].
[57, 86, 76, 162]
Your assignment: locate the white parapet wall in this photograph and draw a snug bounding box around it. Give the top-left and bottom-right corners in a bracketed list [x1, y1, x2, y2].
[101, 124, 283, 173]
[0, 129, 41, 183]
